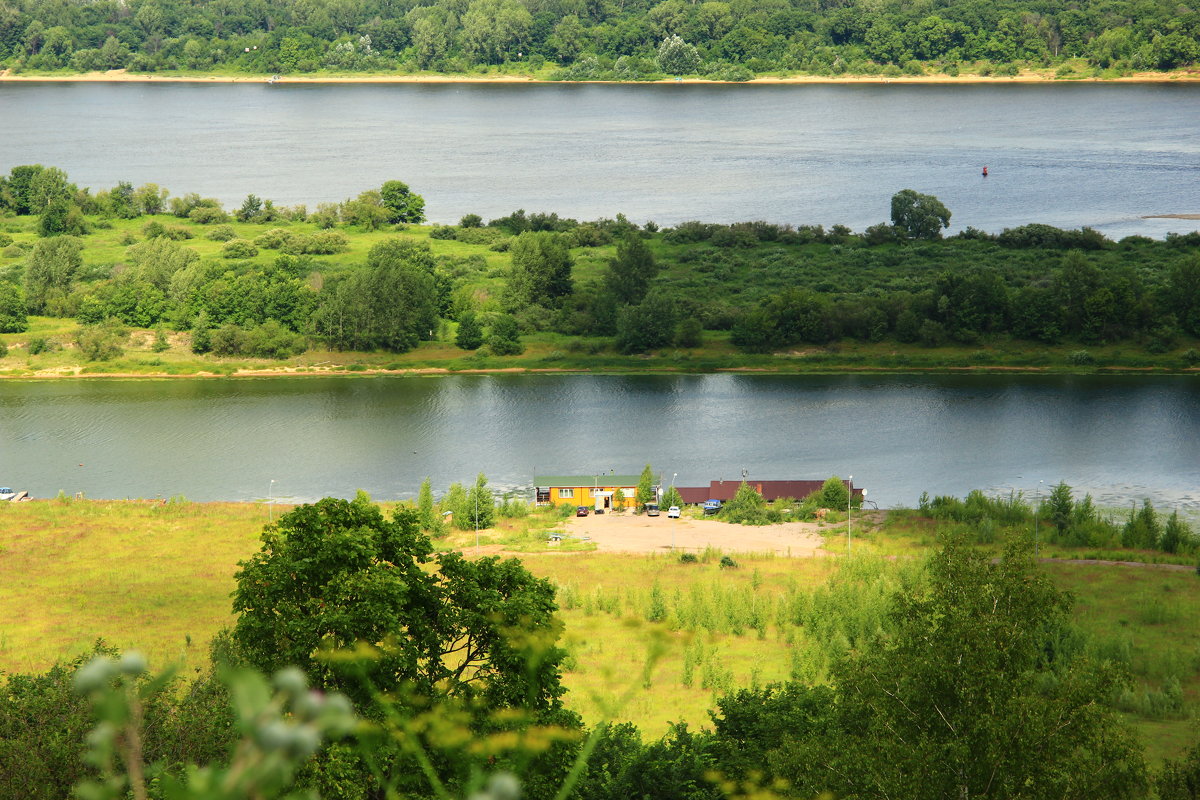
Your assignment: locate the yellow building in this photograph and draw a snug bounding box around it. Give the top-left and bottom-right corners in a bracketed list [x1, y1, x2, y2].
[533, 474, 660, 511]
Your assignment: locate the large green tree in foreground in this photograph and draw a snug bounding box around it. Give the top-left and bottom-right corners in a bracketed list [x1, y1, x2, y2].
[231, 496, 567, 714]
[775, 535, 1147, 799]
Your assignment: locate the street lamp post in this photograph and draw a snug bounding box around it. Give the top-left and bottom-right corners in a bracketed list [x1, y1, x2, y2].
[269, 479, 275, 523]
[1034, 479, 1043, 556]
[847, 475, 853, 557]
[671, 473, 678, 552]
[475, 487, 479, 549]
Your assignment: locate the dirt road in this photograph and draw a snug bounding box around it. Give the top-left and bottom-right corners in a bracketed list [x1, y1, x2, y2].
[559, 512, 828, 556]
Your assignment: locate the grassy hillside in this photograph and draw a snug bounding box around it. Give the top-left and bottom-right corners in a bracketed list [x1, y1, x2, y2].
[2, 497, 1197, 763]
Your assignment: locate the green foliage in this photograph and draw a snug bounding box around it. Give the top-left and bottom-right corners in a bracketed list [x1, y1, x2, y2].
[0, 282, 28, 333]
[455, 310, 484, 350]
[232, 496, 568, 713]
[615, 292, 677, 354]
[606, 233, 659, 308]
[890, 188, 951, 240]
[461, 472, 495, 530]
[315, 238, 438, 353]
[75, 319, 128, 361]
[777, 535, 1148, 799]
[504, 231, 573, 311]
[661, 485, 684, 510]
[486, 314, 524, 355]
[635, 464, 655, 511]
[720, 482, 769, 525]
[221, 239, 258, 259]
[24, 235, 82, 314]
[816, 475, 850, 509]
[657, 34, 701, 75]
[379, 180, 426, 224]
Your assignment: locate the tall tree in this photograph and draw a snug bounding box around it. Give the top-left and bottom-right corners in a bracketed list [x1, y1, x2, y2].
[232, 496, 567, 712]
[379, 180, 426, 224]
[777, 535, 1147, 800]
[605, 234, 659, 306]
[504, 231, 573, 311]
[890, 188, 951, 240]
[24, 235, 83, 313]
[636, 464, 655, 510]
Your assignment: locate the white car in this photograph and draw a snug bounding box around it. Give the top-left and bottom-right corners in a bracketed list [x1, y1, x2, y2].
[667, 506, 681, 518]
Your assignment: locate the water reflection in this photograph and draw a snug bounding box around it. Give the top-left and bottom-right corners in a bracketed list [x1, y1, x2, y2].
[1, 374, 1197, 513]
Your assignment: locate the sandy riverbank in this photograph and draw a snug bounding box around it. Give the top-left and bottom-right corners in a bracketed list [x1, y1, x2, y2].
[2, 67, 1199, 85]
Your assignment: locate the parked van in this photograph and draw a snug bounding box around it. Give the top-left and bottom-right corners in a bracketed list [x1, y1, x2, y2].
[646, 503, 660, 516]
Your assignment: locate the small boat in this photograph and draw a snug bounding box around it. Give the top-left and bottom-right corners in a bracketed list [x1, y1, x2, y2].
[0, 487, 16, 501]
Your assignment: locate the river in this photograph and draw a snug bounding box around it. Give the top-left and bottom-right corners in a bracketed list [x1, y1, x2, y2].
[2, 82, 1199, 238]
[2, 374, 1198, 513]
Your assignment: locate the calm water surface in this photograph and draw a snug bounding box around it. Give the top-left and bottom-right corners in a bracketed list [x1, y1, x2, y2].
[1, 374, 1197, 512]
[2, 82, 1198, 237]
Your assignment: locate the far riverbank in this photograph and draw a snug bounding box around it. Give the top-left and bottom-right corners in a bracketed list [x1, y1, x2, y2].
[3, 67, 1200, 85]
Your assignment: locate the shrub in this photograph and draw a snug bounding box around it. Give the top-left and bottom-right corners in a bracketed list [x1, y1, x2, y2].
[719, 555, 739, 569]
[221, 239, 258, 259]
[429, 225, 457, 240]
[1067, 350, 1095, 366]
[74, 320, 127, 361]
[187, 205, 229, 225]
[253, 228, 295, 250]
[206, 224, 237, 242]
[678, 552, 699, 564]
[27, 336, 60, 355]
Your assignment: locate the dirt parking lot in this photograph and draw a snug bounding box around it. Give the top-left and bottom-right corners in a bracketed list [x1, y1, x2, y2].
[559, 512, 829, 556]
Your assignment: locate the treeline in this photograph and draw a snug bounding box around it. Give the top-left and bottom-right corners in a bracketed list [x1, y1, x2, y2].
[5, 495, 1200, 800]
[1, 0, 1199, 78]
[4, 166, 1200, 363]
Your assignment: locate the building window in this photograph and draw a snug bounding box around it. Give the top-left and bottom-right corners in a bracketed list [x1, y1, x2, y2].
[558, 488, 576, 499]
[536, 489, 550, 503]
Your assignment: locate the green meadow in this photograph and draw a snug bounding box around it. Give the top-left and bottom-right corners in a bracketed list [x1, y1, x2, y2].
[2, 497, 1198, 763]
[4, 203, 1200, 377]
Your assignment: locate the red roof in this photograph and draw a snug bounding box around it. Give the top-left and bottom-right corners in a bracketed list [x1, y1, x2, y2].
[675, 480, 864, 504]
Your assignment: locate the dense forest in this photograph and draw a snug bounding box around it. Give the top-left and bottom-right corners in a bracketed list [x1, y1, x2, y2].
[2, 164, 1200, 366]
[1, 0, 1199, 78]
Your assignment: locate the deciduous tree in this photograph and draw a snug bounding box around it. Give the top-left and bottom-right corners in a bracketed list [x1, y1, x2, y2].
[890, 188, 951, 240]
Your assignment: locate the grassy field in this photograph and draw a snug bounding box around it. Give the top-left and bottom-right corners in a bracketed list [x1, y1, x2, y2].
[2, 498, 1198, 763]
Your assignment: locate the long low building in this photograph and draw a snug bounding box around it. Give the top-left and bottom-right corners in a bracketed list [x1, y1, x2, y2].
[676, 479, 864, 505]
[534, 474, 662, 511]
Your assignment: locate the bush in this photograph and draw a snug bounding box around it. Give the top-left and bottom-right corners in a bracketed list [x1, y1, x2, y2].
[206, 224, 237, 242]
[429, 225, 457, 240]
[678, 552, 699, 564]
[74, 320, 127, 361]
[221, 239, 258, 259]
[27, 336, 60, 355]
[1067, 350, 1095, 366]
[187, 205, 229, 225]
[719, 555, 739, 569]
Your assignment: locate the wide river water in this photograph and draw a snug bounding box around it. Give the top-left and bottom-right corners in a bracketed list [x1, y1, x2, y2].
[2, 81, 1199, 237]
[2, 374, 1198, 513]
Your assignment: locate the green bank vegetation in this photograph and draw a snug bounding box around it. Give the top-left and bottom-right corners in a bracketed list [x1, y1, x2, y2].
[3, 0, 1200, 81]
[3, 167, 1200, 376]
[4, 486, 1200, 800]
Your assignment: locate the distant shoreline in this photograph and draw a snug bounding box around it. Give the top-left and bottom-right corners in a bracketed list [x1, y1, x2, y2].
[2, 68, 1200, 85]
